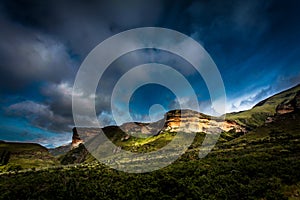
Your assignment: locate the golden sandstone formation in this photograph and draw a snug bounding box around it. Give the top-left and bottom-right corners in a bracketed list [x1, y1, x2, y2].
[71, 109, 246, 148]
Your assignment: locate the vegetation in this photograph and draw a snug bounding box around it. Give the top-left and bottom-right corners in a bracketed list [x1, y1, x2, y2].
[226, 84, 300, 128]
[1, 111, 300, 199]
[0, 85, 300, 199]
[0, 142, 59, 171]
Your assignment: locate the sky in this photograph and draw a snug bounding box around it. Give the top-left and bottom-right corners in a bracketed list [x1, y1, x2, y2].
[0, 0, 300, 148]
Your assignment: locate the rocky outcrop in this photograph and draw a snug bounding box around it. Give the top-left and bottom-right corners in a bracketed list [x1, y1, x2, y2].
[163, 109, 245, 133]
[120, 119, 165, 136]
[71, 127, 104, 149]
[71, 127, 83, 148]
[118, 109, 245, 137]
[71, 109, 246, 148]
[276, 91, 300, 115]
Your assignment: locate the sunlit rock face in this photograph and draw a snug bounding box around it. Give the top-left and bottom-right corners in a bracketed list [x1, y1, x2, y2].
[71, 127, 102, 148]
[276, 91, 300, 115]
[71, 109, 246, 148]
[72, 127, 101, 148]
[163, 110, 245, 133]
[71, 127, 83, 148]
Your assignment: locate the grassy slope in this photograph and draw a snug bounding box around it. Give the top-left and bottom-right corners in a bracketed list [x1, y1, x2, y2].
[1, 85, 300, 199]
[1, 111, 300, 199]
[58, 130, 180, 165]
[59, 84, 300, 164]
[49, 144, 71, 156]
[226, 84, 300, 128]
[0, 142, 59, 170]
[0, 114, 300, 199]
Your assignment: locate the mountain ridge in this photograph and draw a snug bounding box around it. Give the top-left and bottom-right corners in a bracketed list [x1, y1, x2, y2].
[2, 83, 300, 167]
[226, 84, 300, 128]
[47, 83, 300, 159]
[1, 84, 300, 199]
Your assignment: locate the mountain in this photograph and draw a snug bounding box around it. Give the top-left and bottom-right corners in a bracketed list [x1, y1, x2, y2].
[70, 109, 246, 147]
[58, 84, 300, 166]
[1, 84, 300, 199]
[3, 84, 299, 168]
[60, 109, 246, 164]
[0, 141, 59, 171]
[48, 143, 72, 156]
[226, 84, 300, 128]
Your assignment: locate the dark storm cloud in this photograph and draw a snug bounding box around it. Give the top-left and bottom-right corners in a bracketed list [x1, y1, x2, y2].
[2, 0, 166, 57]
[0, 0, 168, 132]
[5, 100, 72, 132]
[0, 0, 299, 138]
[41, 82, 112, 123]
[0, 0, 167, 92]
[0, 14, 75, 91]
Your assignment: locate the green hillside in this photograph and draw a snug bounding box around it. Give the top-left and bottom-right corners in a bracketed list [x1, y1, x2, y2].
[0, 141, 59, 171]
[226, 84, 300, 128]
[1, 109, 300, 199]
[59, 128, 183, 165]
[48, 144, 71, 156]
[1, 84, 300, 199]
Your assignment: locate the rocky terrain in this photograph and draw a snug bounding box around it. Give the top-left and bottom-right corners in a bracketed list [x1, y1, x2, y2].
[71, 109, 246, 149]
[1, 84, 300, 199]
[51, 84, 299, 166]
[163, 109, 245, 133]
[276, 90, 300, 114]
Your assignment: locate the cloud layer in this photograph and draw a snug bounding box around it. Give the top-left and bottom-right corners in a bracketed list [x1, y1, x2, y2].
[0, 0, 300, 146]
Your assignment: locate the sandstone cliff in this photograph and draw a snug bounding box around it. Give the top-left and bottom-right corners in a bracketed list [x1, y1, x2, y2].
[71, 109, 246, 147]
